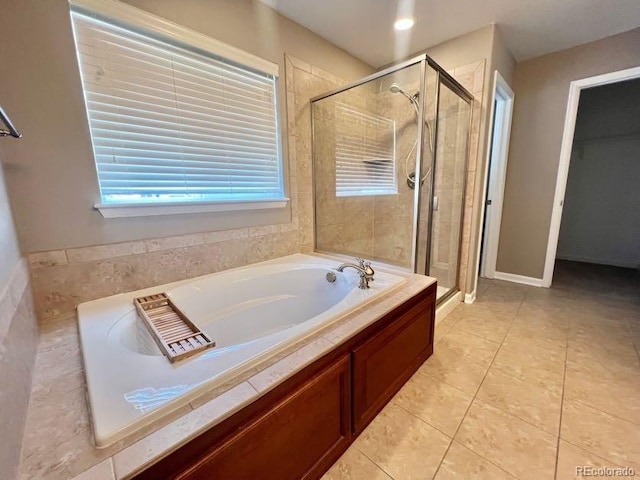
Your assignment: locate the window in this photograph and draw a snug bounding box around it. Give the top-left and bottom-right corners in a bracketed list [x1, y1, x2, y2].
[334, 103, 396, 197]
[70, 0, 286, 217]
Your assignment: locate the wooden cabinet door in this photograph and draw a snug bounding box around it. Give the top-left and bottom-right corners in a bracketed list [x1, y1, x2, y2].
[179, 354, 351, 480]
[352, 293, 434, 433]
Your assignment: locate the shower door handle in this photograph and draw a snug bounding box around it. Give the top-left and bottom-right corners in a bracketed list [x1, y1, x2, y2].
[432, 196, 438, 211]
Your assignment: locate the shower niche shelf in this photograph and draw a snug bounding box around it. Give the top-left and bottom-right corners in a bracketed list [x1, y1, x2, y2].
[133, 293, 214, 362]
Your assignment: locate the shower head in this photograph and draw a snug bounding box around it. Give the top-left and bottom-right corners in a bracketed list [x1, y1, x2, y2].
[389, 83, 402, 94]
[389, 83, 420, 113]
[389, 83, 414, 96]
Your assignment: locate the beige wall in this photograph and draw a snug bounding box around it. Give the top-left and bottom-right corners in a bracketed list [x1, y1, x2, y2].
[497, 27, 640, 278]
[0, 0, 372, 253]
[463, 26, 516, 292]
[489, 25, 517, 86]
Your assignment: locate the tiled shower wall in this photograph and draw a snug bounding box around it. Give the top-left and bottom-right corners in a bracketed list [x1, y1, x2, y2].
[314, 60, 485, 294]
[314, 69, 433, 268]
[428, 96, 470, 290]
[313, 83, 403, 263]
[0, 260, 39, 478]
[27, 55, 342, 323]
[387, 61, 485, 295]
[454, 61, 486, 296]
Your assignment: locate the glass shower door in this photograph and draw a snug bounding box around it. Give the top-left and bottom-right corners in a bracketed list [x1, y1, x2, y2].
[428, 78, 472, 301]
[311, 63, 425, 270]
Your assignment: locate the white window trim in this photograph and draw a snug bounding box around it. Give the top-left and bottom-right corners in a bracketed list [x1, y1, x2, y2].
[96, 198, 290, 218]
[70, 0, 279, 76]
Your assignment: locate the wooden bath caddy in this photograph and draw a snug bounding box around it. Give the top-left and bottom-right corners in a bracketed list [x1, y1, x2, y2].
[133, 293, 214, 363]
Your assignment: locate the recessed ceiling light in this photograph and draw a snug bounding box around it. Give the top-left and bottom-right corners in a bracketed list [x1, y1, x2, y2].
[394, 17, 415, 31]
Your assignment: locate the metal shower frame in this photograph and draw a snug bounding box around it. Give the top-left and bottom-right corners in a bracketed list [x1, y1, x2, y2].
[310, 53, 474, 301]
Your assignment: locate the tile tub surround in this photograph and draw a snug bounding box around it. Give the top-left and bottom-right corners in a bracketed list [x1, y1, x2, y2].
[29, 228, 302, 321]
[18, 269, 435, 480]
[0, 259, 39, 480]
[323, 270, 640, 480]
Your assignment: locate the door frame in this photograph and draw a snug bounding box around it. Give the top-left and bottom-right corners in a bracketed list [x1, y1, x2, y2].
[479, 71, 515, 280]
[541, 65, 640, 287]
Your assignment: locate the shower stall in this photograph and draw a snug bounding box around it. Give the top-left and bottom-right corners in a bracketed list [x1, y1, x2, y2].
[311, 54, 473, 302]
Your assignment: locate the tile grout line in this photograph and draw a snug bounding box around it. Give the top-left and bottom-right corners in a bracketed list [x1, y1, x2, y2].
[560, 438, 627, 469]
[412, 360, 566, 437]
[391, 401, 455, 439]
[447, 328, 503, 346]
[419, 371, 476, 397]
[394, 400, 517, 479]
[473, 292, 570, 435]
[431, 292, 526, 479]
[473, 395, 562, 438]
[564, 396, 640, 428]
[474, 277, 638, 476]
[563, 314, 640, 430]
[546, 288, 569, 480]
[451, 440, 518, 479]
[353, 446, 395, 480]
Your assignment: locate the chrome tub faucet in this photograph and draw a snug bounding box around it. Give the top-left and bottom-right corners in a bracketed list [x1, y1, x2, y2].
[335, 257, 375, 289]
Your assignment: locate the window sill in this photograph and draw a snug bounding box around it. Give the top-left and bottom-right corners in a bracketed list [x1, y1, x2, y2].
[95, 198, 290, 219]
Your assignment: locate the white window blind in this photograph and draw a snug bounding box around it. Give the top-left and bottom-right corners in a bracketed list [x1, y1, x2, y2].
[70, 8, 284, 209]
[335, 103, 396, 197]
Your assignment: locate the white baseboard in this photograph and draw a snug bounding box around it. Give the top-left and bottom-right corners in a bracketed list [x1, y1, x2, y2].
[556, 254, 639, 269]
[436, 291, 462, 325]
[493, 271, 546, 287]
[464, 291, 476, 304]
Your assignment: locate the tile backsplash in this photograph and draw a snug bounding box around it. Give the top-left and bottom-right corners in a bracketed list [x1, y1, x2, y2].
[30, 227, 302, 321]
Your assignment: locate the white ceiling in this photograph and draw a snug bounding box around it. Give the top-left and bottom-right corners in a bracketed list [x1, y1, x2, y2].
[261, 0, 640, 67]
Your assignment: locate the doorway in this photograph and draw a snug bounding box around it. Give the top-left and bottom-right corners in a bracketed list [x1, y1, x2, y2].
[542, 66, 640, 286]
[478, 71, 514, 280]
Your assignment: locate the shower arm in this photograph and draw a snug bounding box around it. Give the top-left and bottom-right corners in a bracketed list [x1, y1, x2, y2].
[0, 105, 22, 138]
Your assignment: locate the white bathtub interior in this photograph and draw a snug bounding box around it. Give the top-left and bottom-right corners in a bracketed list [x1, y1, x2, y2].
[78, 254, 407, 447]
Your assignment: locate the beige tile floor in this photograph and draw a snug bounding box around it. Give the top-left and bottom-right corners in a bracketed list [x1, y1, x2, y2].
[323, 261, 640, 480]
